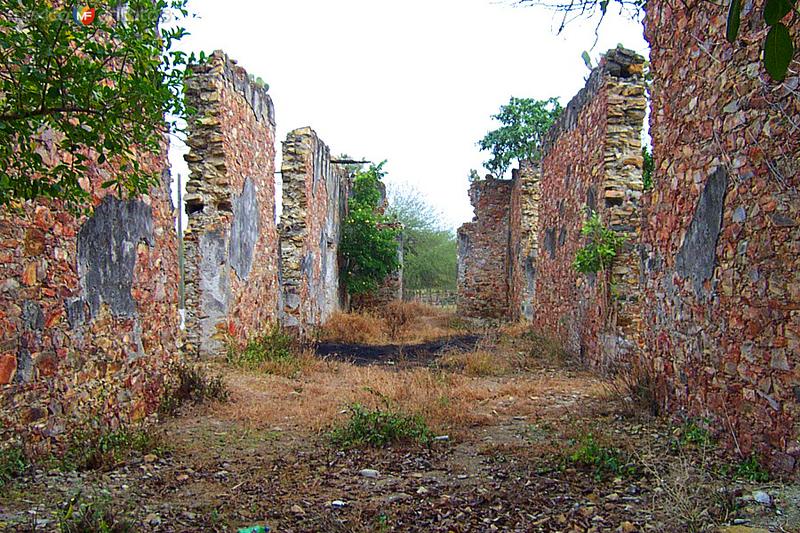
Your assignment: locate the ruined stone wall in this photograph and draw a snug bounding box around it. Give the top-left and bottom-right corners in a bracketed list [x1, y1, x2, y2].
[509, 161, 541, 322]
[279, 128, 349, 330]
[504, 49, 646, 369]
[642, 0, 800, 471]
[183, 51, 279, 356]
[457, 178, 513, 319]
[0, 146, 179, 454]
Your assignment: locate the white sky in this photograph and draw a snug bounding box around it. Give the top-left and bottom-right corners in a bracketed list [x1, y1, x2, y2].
[168, 0, 649, 231]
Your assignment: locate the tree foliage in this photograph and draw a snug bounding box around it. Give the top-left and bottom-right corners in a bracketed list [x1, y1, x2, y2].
[478, 97, 562, 177]
[641, 145, 654, 190]
[387, 184, 457, 293]
[340, 163, 401, 296]
[0, 0, 192, 209]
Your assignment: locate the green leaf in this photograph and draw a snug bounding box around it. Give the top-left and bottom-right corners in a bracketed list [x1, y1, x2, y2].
[764, 23, 794, 81]
[726, 0, 742, 43]
[581, 51, 592, 69]
[764, 0, 794, 25]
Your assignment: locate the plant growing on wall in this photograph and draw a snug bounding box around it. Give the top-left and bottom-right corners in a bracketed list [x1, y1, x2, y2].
[642, 146, 654, 190]
[478, 97, 562, 177]
[341, 162, 401, 295]
[0, 0, 193, 209]
[573, 211, 626, 274]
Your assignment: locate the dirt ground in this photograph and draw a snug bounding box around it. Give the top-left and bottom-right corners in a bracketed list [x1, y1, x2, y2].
[1, 319, 798, 532]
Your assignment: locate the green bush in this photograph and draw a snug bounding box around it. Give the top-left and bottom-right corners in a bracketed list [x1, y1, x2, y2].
[573, 211, 626, 275]
[329, 404, 432, 448]
[642, 145, 654, 190]
[226, 325, 295, 371]
[61, 425, 164, 472]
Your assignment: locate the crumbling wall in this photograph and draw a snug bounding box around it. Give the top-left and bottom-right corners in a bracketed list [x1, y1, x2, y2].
[531, 48, 647, 366]
[183, 51, 279, 356]
[457, 178, 513, 319]
[0, 148, 179, 454]
[642, 0, 800, 471]
[509, 161, 541, 322]
[279, 127, 349, 330]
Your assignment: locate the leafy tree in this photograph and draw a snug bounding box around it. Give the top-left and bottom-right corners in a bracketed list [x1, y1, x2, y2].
[478, 97, 562, 178]
[340, 163, 401, 295]
[0, 0, 192, 209]
[386, 184, 457, 294]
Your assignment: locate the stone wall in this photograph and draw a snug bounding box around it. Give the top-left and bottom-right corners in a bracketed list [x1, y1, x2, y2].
[642, 0, 800, 471]
[509, 161, 541, 322]
[531, 48, 647, 366]
[457, 178, 513, 319]
[0, 147, 179, 454]
[279, 127, 349, 331]
[183, 51, 280, 356]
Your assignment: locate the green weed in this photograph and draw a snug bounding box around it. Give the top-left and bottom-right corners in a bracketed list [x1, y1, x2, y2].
[61, 425, 165, 472]
[227, 325, 302, 376]
[58, 493, 133, 533]
[329, 403, 432, 448]
[569, 433, 634, 480]
[734, 453, 770, 482]
[0, 444, 28, 487]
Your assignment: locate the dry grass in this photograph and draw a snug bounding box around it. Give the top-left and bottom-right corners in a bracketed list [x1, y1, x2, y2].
[319, 302, 460, 345]
[210, 356, 607, 439]
[439, 349, 509, 376]
[602, 358, 661, 418]
[318, 311, 386, 344]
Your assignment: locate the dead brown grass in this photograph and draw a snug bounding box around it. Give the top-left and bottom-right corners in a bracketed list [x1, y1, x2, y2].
[318, 311, 386, 344]
[439, 349, 509, 377]
[210, 356, 607, 439]
[319, 303, 459, 345]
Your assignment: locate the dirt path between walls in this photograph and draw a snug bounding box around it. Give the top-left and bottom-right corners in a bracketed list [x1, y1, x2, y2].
[1, 332, 797, 532]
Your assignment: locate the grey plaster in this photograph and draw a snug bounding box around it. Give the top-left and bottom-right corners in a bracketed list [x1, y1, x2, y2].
[77, 195, 154, 318]
[675, 167, 728, 298]
[199, 229, 231, 354]
[229, 178, 259, 281]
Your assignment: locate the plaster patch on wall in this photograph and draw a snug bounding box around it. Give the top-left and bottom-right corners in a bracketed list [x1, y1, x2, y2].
[229, 178, 259, 281]
[675, 167, 728, 298]
[199, 229, 231, 354]
[77, 195, 154, 318]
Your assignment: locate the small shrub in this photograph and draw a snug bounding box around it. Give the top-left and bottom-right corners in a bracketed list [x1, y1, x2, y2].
[573, 211, 626, 275]
[159, 360, 228, 415]
[569, 433, 634, 480]
[0, 444, 28, 487]
[379, 301, 416, 341]
[606, 360, 661, 417]
[227, 325, 307, 376]
[329, 403, 432, 448]
[319, 312, 387, 344]
[676, 420, 713, 448]
[61, 425, 164, 472]
[735, 453, 770, 482]
[58, 494, 133, 533]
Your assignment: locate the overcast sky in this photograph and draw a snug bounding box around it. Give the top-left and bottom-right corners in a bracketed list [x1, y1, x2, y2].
[168, 0, 649, 230]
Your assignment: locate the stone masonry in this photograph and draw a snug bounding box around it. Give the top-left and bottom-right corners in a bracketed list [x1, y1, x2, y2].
[279, 127, 350, 332]
[0, 144, 179, 455]
[642, 0, 800, 471]
[457, 177, 513, 319]
[533, 48, 647, 366]
[509, 160, 541, 322]
[183, 51, 280, 356]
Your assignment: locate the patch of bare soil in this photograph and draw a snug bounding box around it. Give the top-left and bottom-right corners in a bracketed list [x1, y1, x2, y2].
[1, 331, 797, 532]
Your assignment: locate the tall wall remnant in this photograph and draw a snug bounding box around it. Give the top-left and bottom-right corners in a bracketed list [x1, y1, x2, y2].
[457, 177, 514, 319]
[642, 0, 800, 471]
[279, 127, 349, 330]
[532, 48, 646, 366]
[458, 48, 647, 365]
[183, 51, 280, 356]
[0, 146, 179, 454]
